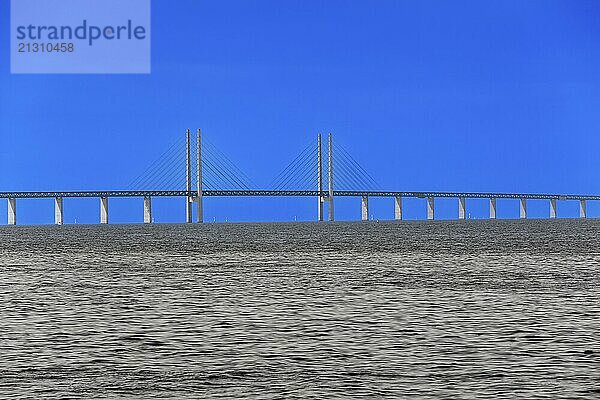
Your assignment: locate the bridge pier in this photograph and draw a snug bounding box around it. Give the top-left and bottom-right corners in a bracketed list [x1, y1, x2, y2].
[54, 197, 63, 225]
[490, 198, 497, 219]
[580, 200, 587, 219]
[144, 196, 152, 223]
[550, 199, 557, 219]
[8, 198, 16, 225]
[100, 197, 109, 224]
[427, 197, 434, 220]
[318, 198, 324, 222]
[185, 198, 193, 223]
[520, 198, 527, 219]
[195, 198, 203, 223]
[394, 196, 402, 220]
[458, 197, 466, 220]
[361, 196, 369, 221]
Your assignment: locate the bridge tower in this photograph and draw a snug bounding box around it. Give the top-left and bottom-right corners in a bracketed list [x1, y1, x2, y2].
[185, 129, 193, 223]
[327, 133, 334, 221]
[196, 128, 203, 223]
[317, 133, 324, 222]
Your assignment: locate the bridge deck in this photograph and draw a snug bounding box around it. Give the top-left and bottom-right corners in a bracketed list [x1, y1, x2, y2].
[0, 190, 598, 201]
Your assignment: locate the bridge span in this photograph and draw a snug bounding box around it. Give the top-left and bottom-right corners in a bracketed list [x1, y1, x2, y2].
[1, 130, 596, 225]
[1, 190, 599, 201]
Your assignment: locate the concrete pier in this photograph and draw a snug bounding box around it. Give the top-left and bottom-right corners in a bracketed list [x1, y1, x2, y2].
[8, 198, 16, 225]
[361, 196, 369, 221]
[328, 133, 334, 221]
[550, 199, 557, 219]
[490, 198, 497, 219]
[318, 198, 324, 222]
[427, 197, 434, 220]
[144, 196, 152, 223]
[54, 197, 63, 225]
[394, 196, 403, 220]
[520, 198, 527, 219]
[458, 197, 466, 220]
[100, 197, 109, 224]
[580, 200, 587, 219]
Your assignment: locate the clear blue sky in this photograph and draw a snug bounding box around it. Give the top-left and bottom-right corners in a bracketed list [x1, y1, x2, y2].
[2, 0, 600, 223]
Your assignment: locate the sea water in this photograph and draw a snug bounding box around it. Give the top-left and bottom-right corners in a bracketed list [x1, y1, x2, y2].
[0, 220, 598, 398]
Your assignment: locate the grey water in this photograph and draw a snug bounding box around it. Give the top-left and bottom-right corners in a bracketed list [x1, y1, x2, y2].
[0, 220, 599, 399]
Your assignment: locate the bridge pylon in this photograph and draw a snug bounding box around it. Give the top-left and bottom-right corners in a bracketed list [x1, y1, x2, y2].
[327, 133, 334, 221]
[316, 133, 335, 221]
[185, 128, 193, 223]
[196, 128, 203, 223]
[185, 128, 204, 223]
[317, 133, 334, 222]
[317, 133, 324, 222]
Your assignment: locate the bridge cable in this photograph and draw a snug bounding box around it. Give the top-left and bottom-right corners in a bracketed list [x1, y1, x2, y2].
[129, 136, 186, 189]
[138, 147, 185, 190]
[273, 146, 318, 190]
[269, 143, 315, 189]
[128, 135, 184, 189]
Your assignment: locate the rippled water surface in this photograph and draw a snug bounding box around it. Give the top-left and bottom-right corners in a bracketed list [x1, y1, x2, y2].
[1, 220, 599, 398]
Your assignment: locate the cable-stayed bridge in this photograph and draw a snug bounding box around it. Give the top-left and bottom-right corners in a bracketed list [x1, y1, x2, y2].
[1, 129, 597, 225]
